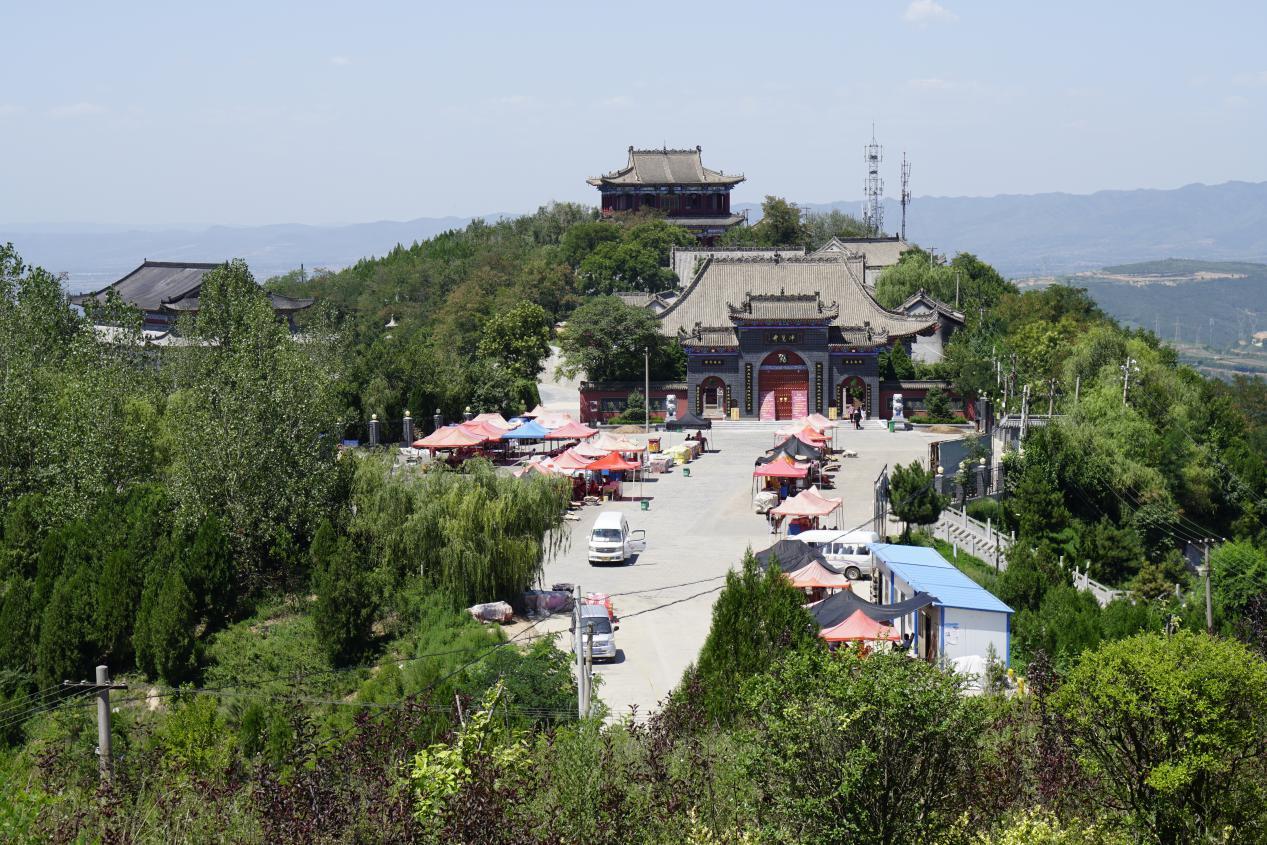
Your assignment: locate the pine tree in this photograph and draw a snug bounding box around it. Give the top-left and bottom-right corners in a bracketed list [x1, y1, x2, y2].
[36, 566, 97, 687]
[311, 522, 374, 666]
[135, 568, 199, 685]
[689, 550, 819, 724]
[183, 516, 235, 629]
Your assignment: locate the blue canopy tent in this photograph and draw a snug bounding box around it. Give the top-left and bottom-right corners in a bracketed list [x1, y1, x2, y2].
[502, 419, 549, 440]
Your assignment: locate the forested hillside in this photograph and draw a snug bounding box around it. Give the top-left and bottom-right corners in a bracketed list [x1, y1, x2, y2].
[3, 197, 1267, 841]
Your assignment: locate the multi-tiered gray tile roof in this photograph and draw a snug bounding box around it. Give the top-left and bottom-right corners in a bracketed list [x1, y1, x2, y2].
[587, 146, 745, 187]
[657, 254, 937, 346]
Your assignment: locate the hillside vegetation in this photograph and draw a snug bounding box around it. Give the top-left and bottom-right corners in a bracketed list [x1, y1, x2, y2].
[3, 199, 1267, 841]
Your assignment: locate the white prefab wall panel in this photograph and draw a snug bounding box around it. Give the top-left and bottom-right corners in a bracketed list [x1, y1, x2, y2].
[943, 607, 1009, 666]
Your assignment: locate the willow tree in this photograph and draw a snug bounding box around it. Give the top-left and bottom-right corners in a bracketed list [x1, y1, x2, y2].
[350, 456, 570, 606]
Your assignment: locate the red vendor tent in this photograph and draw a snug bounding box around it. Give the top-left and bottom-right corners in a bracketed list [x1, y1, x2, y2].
[819, 609, 901, 643]
[413, 426, 485, 451]
[753, 457, 809, 479]
[585, 451, 640, 472]
[786, 560, 853, 590]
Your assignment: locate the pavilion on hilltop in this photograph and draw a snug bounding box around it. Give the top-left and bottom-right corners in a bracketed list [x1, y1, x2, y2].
[587, 146, 746, 244]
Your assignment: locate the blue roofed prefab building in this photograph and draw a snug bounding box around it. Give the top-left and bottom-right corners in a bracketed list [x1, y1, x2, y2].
[870, 544, 1013, 667]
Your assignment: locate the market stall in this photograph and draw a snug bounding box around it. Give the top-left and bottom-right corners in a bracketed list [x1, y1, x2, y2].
[771, 485, 843, 533]
[818, 609, 901, 644]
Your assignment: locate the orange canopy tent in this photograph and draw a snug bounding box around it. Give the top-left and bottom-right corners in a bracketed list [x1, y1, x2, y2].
[459, 420, 505, 441]
[819, 609, 901, 643]
[771, 485, 842, 517]
[777, 426, 829, 444]
[786, 560, 853, 590]
[572, 441, 615, 458]
[753, 456, 809, 479]
[591, 431, 643, 452]
[545, 421, 598, 440]
[413, 426, 485, 451]
[473, 412, 516, 431]
[524, 404, 550, 418]
[585, 451, 640, 472]
[545, 449, 596, 472]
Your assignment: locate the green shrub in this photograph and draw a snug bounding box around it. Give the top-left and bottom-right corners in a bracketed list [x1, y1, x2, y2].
[1054, 632, 1267, 843]
[966, 498, 1008, 530]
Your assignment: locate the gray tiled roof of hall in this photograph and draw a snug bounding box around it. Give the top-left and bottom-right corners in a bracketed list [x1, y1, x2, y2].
[813, 237, 912, 268]
[70, 260, 223, 311]
[587, 146, 745, 187]
[657, 255, 938, 343]
[728, 293, 839, 322]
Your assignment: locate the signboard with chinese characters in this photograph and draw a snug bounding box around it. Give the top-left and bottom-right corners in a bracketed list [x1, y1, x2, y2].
[700, 358, 726, 368]
[765, 331, 801, 345]
[744, 363, 753, 413]
[814, 363, 824, 412]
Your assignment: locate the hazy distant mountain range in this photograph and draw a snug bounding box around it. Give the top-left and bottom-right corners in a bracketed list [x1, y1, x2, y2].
[766, 179, 1267, 277]
[6, 180, 1267, 292]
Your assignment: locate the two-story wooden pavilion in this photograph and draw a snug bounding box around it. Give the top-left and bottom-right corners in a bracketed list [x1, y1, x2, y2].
[587, 146, 745, 244]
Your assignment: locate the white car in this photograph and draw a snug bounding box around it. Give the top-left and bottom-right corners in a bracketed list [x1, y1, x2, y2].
[573, 604, 619, 661]
[792, 530, 880, 580]
[587, 511, 647, 565]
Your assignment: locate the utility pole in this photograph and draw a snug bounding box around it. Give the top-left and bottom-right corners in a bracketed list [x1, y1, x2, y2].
[1202, 540, 1215, 634]
[583, 627, 594, 718]
[1047, 377, 1057, 416]
[1074, 374, 1081, 406]
[573, 585, 585, 720]
[1020, 384, 1031, 439]
[64, 665, 126, 784]
[1120, 357, 1138, 405]
[954, 271, 960, 309]
[644, 347, 650, 436]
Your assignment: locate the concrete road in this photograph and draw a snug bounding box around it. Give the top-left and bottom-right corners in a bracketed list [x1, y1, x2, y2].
[536, 423, 945, 720]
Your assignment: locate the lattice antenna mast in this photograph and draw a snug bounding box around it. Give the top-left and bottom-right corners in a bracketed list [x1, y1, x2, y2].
[862, 126, 884, 235]
[899, 152, 912, 241]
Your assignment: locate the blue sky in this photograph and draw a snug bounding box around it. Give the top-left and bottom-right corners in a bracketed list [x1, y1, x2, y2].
[3, 0, 1265, 225]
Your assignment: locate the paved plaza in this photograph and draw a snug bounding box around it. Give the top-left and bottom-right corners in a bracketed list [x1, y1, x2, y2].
[534, 422, 946, 720]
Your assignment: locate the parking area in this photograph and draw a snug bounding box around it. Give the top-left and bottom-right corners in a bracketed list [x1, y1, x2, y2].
[534, 423, 944, 720]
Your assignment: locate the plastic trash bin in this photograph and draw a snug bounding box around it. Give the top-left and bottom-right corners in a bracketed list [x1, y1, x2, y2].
[640, 499, 649, 511]
[683, 467, 691, 478]
[887, 420, 895, 433]
[648, 437, 661, 453]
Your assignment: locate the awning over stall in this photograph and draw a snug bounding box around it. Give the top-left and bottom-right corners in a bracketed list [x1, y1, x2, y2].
[665, 411, 712, 430]
[502, 420, 550, 440]
[809, 589, 938, 628]
[413, 426, 486, 450]
[771, 486, 842, 518]
[819, 609, 901, 643]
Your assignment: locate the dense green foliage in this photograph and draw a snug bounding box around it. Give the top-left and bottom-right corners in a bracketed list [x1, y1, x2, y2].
[684, 550, 818, 724]
[720, 196, 873, 249]
[1054, 632, 1267, 843]
[7, 188, 1267, 843]
[556, 295, 683, 383]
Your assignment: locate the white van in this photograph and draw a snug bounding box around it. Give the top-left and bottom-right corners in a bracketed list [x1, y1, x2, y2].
[573, 604, 619, 661]
[792, 530, 880, 580]
[587, 511, 647, 565]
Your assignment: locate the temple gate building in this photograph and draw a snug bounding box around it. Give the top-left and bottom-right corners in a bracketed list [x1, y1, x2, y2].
[587, 146, 745, 244]
[654, 252, 939, 421]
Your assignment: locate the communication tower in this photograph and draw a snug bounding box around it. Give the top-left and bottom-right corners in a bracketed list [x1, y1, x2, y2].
[862, 127, 884, 235]
[899, 152, 912, 241]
